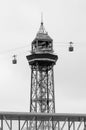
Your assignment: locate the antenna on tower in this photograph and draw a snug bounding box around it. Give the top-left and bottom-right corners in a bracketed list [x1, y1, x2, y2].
[41, 12, 43, 25]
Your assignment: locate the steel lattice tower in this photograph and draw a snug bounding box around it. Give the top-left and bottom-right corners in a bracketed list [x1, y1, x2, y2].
[26, 21, 58, 130]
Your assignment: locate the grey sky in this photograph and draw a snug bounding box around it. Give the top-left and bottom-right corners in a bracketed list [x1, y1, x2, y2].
[0, 0, 86, 113]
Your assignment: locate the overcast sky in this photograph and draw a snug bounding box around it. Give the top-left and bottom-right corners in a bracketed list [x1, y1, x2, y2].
[0, 0, 86, 113]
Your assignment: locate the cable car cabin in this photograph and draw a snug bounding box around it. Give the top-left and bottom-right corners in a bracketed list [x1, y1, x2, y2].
[69, 42, 74, 52]
[12, 55, 17, 64]
[69, 45, 74, 52]
[12, 59, 17, 64]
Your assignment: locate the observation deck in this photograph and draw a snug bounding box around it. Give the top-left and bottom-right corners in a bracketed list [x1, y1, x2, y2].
[26, 53, 58, 66]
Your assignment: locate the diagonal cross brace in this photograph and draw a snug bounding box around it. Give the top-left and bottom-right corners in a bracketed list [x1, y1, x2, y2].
[3, 116, 12, 130]
[61, 118, 68, 130]
[77, 118, 84, 130]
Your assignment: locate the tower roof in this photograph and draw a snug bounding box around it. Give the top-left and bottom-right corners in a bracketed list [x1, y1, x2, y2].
[33, 21, 53, 42]
[37, 21, 47, 34]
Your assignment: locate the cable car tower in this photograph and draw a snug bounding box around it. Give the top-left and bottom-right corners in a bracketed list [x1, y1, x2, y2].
[26, 18, 58, 129]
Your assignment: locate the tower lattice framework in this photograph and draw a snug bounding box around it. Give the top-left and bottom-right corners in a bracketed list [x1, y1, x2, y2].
[26, 21, 58, 130]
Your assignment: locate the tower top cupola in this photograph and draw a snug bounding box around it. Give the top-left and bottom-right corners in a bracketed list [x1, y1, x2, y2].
[27, 18, 58, 66]
[32, 18, 53, 54]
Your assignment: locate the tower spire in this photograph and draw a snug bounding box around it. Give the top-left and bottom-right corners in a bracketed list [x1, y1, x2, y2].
[41, 12, 43, 25]
[37, 13, 47, 34]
